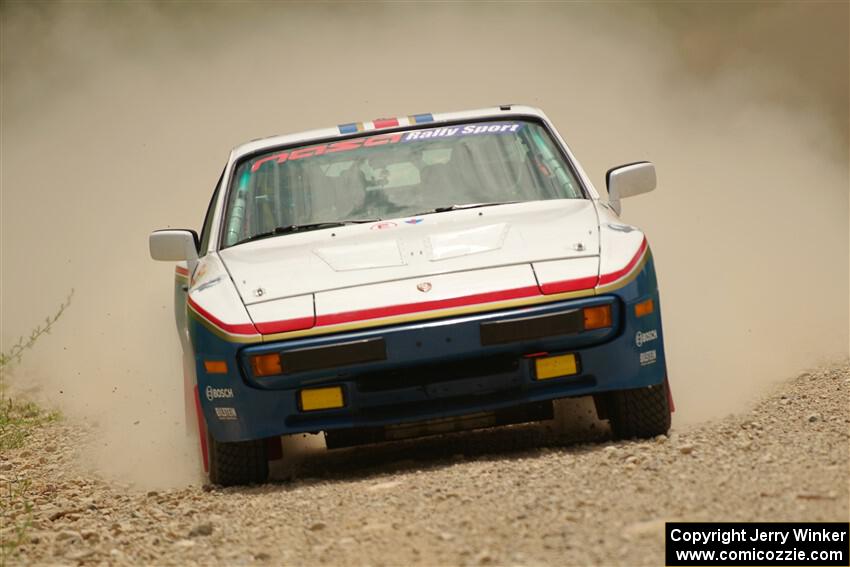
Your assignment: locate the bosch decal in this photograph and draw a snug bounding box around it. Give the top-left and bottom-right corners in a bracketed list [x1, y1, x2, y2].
[205, 386, 234, 401]
[635, 329, 658, 347]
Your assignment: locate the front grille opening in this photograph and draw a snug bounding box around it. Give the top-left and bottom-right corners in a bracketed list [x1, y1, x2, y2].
[356, 354, 519, 393]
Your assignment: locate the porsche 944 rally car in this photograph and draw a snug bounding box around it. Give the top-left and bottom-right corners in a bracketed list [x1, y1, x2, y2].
[150, 105, 672, 486]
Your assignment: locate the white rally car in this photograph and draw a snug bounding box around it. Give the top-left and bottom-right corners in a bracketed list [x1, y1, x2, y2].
[151, 105, 672, 486]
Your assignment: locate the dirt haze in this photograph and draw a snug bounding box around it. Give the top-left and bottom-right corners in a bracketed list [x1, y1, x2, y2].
[1, 2, 848, 489]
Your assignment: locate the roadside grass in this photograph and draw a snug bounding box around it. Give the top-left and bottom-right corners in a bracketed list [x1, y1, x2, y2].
[0, 399, 61, 452]
[0, 291, 72, 565]
[0, 401, 54, 567]
[0, 479, 33, 564]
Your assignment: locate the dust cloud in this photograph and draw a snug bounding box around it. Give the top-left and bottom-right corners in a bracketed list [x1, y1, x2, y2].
[1, 3, 847, 488]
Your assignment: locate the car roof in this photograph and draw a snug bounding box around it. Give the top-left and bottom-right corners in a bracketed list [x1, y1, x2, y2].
[228, 105, 550, 162]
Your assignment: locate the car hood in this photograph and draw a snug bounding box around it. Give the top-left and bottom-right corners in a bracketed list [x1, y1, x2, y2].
[219, 199, 601, 308]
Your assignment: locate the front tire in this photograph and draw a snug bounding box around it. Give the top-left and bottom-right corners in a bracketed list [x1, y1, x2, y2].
[608, 380, 671, 439]
[207, 431, 269, 486]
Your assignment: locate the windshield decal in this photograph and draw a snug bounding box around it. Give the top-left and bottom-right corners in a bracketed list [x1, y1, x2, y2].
[403, 123, 521, 141]
[249, 122, 524, 173]
[250, 133, 403, 172]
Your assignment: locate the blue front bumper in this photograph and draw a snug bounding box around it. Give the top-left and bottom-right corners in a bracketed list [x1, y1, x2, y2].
[191, 260, 667, 443]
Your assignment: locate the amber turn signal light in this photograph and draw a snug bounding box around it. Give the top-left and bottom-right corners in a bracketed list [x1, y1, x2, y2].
[203, 360, 228, 374]
[634, 298, 654, 318]
[583, 305, 612, 330]
[250, 353, 282, 377]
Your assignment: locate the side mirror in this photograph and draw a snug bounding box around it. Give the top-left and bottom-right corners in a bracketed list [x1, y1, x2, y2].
[149, 229, 199, 261]
[605, 161, 656, 216]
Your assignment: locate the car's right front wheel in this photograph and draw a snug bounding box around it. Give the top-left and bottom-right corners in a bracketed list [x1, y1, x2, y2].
[206, 431, 269, 486]
[607, 379, 672, 439]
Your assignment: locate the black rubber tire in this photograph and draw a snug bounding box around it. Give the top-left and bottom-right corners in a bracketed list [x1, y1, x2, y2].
[207, 432, 269, 487]
[608, 380, 671, 439]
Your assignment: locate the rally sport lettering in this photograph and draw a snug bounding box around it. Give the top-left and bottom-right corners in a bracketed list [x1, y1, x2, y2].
[250, 122, 523, 173]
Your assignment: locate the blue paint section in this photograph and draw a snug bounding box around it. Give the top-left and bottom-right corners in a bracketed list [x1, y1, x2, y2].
[189, 253, 667, 443]
[239, 297, 619, 390]
[337, 123, 359, 134]
[410, 113, 434, 124]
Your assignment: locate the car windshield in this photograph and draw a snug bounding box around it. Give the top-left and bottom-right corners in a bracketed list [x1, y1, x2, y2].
[222, 119, 584, 247]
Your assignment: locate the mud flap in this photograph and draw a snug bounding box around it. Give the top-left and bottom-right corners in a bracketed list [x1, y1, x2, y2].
[665, 376, 675, 413]
[193, 385, 209, 473]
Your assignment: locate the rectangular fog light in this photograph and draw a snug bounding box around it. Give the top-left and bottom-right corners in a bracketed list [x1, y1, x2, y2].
[535, 353, 579, 381]
[250, 353, 282, 377]
[300, 386, 345, 412]
[583, 305, 612, 330]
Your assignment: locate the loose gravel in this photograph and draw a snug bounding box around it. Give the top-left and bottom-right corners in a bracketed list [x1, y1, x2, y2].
[2, 365, 848, 566]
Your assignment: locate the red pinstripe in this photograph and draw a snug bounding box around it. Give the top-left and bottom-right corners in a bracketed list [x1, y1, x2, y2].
[315, 285, 542, 327]
[254, 317, 315, 334]
[539, 275, 599, 295]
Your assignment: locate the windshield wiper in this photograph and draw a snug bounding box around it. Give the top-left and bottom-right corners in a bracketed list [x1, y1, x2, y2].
[413, 201, 520, 216]
[237, 219, 379, 245]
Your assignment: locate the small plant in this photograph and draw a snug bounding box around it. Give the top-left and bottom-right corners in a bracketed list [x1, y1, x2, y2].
[0, 289, 74, 370]
[0, 291, 72, 565]
[0, 290, 72, 450]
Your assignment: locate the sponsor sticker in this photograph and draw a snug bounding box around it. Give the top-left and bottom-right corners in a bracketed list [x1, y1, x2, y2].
[640, 350, 657, 366]
[249, 122, 525, 173]
[402, 123, 520, 141]
[214, 407, 238, 421]
[404, 218, 423, 225]
[635, 329, 658, 347]
[370, 221, 397, 230]
[205, 386, 234, 401]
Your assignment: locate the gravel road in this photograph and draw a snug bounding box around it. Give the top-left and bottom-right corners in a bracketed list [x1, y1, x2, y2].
[2, 365, 848, 566]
